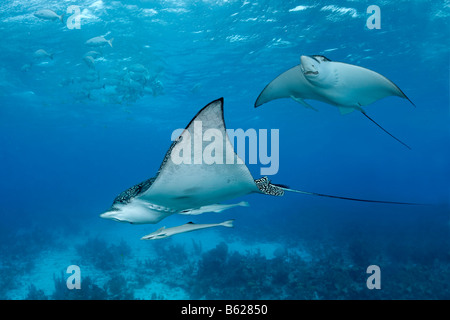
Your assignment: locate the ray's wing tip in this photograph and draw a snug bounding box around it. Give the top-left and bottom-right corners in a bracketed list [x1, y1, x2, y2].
[254, 98, 263, 108]
[254, 89, 266, 108]
[211, 97, 224, 108]
[400, 91, 416, 108]
[407, 97, 416, 108]
[206, 97, 224, 107]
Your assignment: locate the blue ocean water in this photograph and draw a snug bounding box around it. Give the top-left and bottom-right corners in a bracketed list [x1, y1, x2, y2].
[0, 0, 449, 300]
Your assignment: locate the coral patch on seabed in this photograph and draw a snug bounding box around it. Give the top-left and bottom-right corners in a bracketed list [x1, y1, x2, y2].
[1, 220, 449, 300]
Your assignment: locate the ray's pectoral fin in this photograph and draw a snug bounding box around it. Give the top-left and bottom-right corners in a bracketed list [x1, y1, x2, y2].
[254, 65, 304, 108]
[139, 97, 260, 210]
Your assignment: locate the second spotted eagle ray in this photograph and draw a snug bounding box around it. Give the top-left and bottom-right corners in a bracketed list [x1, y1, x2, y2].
[255, 55, 415, 149]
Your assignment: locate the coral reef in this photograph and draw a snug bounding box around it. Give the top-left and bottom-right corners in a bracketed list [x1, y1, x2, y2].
[25, 284, 47, 300]
[50, 272, 133, 300]
[75, 237, 131, 271]
[3, 219, 449, 300]
[0, 226, 56, 299]
[51, 273, 109, 300]
[187, 242, 306, 299]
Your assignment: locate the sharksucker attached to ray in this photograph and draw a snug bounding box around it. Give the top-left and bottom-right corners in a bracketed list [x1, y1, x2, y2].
[255, 55, 414, 149]
[101, 98, 422, 239]
[178, 201, 249, 215]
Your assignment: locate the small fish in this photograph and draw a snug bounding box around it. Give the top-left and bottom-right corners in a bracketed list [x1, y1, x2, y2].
[21, 64, 32, 72]
[191, 83, 202, 94]
[178, 201, 249, 215]
[34, 9, 64, 23]
[83, 55, 96, 69]
[141, 220, 235, 240]
[85, 36, 114, 48]
[33, 49, 53, 60]
[84, 51, 102, 59]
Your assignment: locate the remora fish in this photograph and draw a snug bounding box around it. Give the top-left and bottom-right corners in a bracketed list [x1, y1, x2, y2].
[178, 201, 249, 215]
[141, 220, 235, 240]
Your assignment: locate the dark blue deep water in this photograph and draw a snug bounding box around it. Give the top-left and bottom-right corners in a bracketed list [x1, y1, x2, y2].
[0, 0, 449, 300]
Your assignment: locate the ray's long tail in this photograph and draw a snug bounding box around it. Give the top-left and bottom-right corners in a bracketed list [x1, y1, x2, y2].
[360, 110, 411, 150]
[256, 177, 425, 205]
[280, 187, 423, 205]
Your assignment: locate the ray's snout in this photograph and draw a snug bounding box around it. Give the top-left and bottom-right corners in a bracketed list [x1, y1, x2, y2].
[100, 210, 115, 220]
[300, 55, 319, 75]
[100, 210, 127, 223]
[300, 55, 310, 65]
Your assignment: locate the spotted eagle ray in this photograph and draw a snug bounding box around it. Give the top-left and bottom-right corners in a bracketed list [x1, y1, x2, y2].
[101, 98, 419, 238]
[255, 55, 415, 149]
